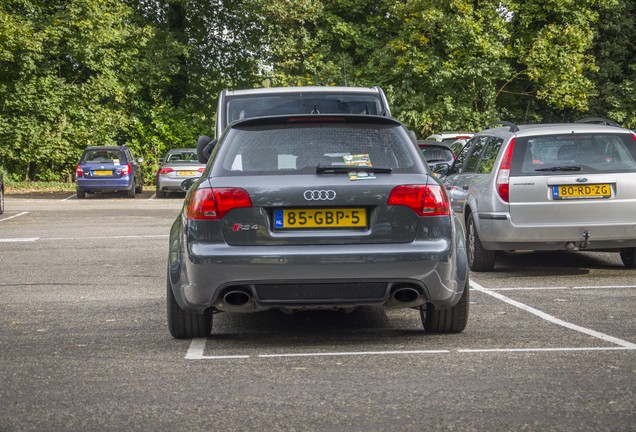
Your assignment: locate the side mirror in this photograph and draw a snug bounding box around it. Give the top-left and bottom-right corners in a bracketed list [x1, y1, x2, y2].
[197, 135, 217, 164]
[181, 178, 197, 192]
[432, 162, 450, 178]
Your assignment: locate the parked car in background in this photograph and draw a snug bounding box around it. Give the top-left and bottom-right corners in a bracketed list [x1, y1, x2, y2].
[0, 172, 4, 215]
[168, 114, 469, 338]
[417, 140, 455, 172]
[426, 131, 474, 157]
[449, 139, 469, 156]
[197, 86, 394, 163]
[438, 122, 636, 271]
[75, 145, 144, 199]
[426, 131, 474, 144]
[214, 86, 392, 139]
[156, 148, 205, 198]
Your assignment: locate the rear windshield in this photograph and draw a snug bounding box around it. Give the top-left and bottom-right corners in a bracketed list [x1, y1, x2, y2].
[212, 123, 418, 176]
[225, 93, 385, 126]
[512, 133, 636, 175]
[81, 149, 124, 163]
[166, 152, 198, 162]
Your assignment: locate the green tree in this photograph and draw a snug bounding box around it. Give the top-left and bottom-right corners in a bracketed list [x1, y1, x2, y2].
[0, 0, 157, 181]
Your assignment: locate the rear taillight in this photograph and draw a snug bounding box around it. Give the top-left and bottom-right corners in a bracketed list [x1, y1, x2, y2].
[496, 138, 515, 203]
[76, 165, 83, 177]
[158, 167, 174, 175]
[121, 163, 131, 176]
[388, 184, 450, 216]
[186, 188, 252, 220]
[197, 167, 205, 173]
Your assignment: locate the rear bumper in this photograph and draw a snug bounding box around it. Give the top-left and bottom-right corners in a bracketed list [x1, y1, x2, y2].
[157, 175, 201, 191]
[170, 239, 467, 314]
[477, 212, 636, 250]
[76, 177, 132, 192]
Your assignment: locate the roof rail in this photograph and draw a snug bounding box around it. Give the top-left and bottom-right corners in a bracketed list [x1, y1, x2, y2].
[575, 117, 621, 127]
[485, 121, 519, 133]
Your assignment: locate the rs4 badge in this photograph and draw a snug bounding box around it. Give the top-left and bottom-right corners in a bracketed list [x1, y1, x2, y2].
[232, 223, 259, 231]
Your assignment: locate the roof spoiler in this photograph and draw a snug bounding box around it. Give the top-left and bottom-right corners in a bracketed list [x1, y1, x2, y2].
[485, 121, 519, 133]
[575, 117, 621, 127]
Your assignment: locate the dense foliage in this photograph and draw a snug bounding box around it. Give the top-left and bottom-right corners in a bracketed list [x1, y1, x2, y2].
[1, 0, 634, 182]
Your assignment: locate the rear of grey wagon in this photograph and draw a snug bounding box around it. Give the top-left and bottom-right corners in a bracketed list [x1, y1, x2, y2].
[167, 115, 469, 338]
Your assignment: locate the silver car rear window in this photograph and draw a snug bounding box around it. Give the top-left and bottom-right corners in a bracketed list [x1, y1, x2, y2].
[213, 123, 417, 175]
[226, 94, 384, 124]
[166, 152, 198, 162]
[512, 133, 636, 175]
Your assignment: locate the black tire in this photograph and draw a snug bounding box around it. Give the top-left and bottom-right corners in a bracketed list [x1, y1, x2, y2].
[421, 279, 469, 333]
[0, 187, 4, 214]
[167, 273, 212, 339]
[126, 184, 136, 198]
[135, 182, 143, 194]
[156, 187, 166, 198]
[76, 190, 86, 199]
[466, 212, 496, 272]
[620, 248, 636, 268]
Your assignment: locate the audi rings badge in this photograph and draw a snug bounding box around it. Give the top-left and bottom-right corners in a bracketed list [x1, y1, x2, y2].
[303, 190, 337, 201]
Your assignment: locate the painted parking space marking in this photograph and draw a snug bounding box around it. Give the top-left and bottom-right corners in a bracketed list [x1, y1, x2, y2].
[61, 194, 75, 201]
[185, 342, 633, 361]
[471, 281, 636, 349]
[185, 342, 450, 360]
[0, 212, 29, 222]
[491, 285, 635, 291]
[458, 347, 631, 353]
[42, 234, 168, 241]
[0, 234, 168, 242]
[185, 280, 636, 360]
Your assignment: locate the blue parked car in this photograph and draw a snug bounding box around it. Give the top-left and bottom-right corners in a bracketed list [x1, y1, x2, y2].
[75, 145, 144, 198]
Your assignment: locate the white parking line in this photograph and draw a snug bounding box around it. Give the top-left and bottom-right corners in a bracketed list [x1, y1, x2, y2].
[492, 285, 635, 291]
[458, 347, 632, 353]
[259, 350, 450, 358]
[61, 194, 75, 201]
[186, 341, 633, 360]
[0, 212, 29, 222]
[42, 234, 169, 241]
[471, 281, 636, 349]
[148, 193, 156, 200]
[0, 234, 168, 243]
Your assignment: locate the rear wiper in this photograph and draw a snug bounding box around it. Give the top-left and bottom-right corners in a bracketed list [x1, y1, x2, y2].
[315, 164, 392, 174]
[534, 165, 582, 172]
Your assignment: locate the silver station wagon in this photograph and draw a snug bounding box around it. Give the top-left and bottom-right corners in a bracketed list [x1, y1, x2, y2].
[167, 114, 469, 338]
[439, 122, 636, 271]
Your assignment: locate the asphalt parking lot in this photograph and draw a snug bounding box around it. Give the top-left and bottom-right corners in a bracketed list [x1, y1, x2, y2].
[1, 191, 634, 431]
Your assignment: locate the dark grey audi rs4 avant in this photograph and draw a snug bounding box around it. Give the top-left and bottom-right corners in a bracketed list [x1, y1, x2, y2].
[167, 114, 469, 338]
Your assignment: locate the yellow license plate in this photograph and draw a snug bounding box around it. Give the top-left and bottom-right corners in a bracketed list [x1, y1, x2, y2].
[178, 171, 197, 176]
[93, 170, 112, 176]
[553, 184, 611, 200]
[274, 208, 366, 229]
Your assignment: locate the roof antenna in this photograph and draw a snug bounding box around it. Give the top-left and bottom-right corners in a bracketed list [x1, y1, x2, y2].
[311, 105, 320, 114]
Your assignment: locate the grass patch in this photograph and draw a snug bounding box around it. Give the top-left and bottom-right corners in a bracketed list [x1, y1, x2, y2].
[5, 181, 76, 193]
